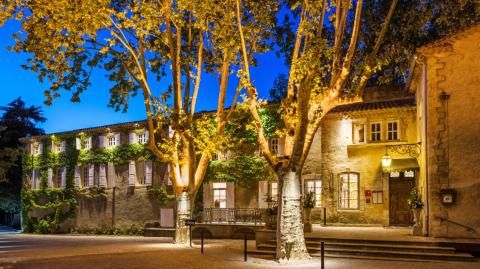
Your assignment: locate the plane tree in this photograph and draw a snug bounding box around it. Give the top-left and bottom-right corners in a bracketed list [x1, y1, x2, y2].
[0, 0, 277, 244]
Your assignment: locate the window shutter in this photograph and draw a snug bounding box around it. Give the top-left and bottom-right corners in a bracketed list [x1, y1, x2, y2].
[30, 143, 35, 155]
[128, 161, 136, 186]
[144, 130, 149, 142]
[203, 183, 211, 208]
[99, 163, 106, 187]
[278, 137, 285, 156]
[99, 135, 105, 148]
[166, 164, 172, 186]
[74, 166, 81, 188]
[76, 137, 81, 150]
[31, 170, 35, 189]
[38, 143, 43, 155]
[88, 164, 95, 187]
[226, 182, 235, 208]
[61, 141, 67, 152]
[258, 181, 269, 208]
[61, 167, 66, 188]
[145, 161, 152, 186]
[115, 133, 121, 146]
[129, 132, 137, 144]
[87, 137, 92, 149]
[47, 168, 53, 188]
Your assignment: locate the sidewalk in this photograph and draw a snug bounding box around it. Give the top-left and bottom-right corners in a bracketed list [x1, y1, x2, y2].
[0, 226, 20, 235]
[306, 225, 480, 244]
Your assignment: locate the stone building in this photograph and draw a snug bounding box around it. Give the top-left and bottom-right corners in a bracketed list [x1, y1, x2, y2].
[202, 85, 420, 228]
[21, 25, 480, 239]
[23, 120, 176, 232]
[411, 24, 480, 238]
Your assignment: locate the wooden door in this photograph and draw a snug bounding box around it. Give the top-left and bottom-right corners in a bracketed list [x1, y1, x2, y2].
[389, 176, 414, 226]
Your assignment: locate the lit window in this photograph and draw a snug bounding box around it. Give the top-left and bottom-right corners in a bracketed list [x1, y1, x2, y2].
[270, 138, 278, 155]
[306, 180, 322, 207]
[387, 121, 399, 141]
[108, 136, 116, 147]
[371, 123, 381, 142]
[213, 182, 227, 208]
[138, 132, 148, 144]
[271, 182, 278, 202]
[390, 171, 400, 178]
[339, 172, 359, 210]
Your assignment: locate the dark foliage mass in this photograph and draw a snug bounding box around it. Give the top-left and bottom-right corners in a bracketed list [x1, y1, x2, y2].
[0, 97, 45, 214]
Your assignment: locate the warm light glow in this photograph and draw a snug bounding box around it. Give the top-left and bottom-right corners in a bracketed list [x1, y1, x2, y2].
[382, 154, 392, 167]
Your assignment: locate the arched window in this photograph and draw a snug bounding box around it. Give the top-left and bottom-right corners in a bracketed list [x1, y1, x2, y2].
[339, 172, 359, 210]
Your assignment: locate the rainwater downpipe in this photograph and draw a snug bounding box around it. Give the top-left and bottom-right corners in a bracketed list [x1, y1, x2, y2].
[422, 60, 430, 237]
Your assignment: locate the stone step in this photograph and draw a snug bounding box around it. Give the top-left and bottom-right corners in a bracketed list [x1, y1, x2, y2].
[302, 241, 457, 254]
[144, 228, 175, 238]
[303, 236, 442, 247]
[255, 243, 475, 262]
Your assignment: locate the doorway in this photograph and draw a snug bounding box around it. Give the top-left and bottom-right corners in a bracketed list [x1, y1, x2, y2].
[389, 173, 415, 226]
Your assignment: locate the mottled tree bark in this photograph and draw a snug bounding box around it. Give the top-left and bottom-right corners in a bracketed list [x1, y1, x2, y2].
[276, 171, 310, 261]
[175, 191, 191, 245]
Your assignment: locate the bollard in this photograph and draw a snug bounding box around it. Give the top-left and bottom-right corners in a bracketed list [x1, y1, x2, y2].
[321, 241, 325, 269]
[244, 233, 248, 262]
[201, 231, 204, 254]
[323, 207, 327, 226]
[189, 224, 192, 247]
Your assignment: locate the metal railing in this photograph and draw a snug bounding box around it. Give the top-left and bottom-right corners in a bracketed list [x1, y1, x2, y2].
[202, 208, 266, 225]
[436, 216, 476, 232]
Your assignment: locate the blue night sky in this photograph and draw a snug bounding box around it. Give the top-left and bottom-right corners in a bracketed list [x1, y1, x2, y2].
[0, 20, 288, 134]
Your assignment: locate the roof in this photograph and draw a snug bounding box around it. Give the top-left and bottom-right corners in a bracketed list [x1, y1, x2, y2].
[329, 98, 416, 113]
[23, 119, 148, 141]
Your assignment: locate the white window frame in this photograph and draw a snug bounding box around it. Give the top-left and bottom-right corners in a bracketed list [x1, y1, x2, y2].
[137, 131, 148, 144]
[107, 135, 116, 147]
[83, 137, 91, 149]
[339, 172, 360, 210]
[270, 182, 278, 202]
[387, 120, 399, 141]
[306, 179, 322, 208]
[53, 141, 65, 153]
[270, 138, 279, 155]
[370, 122, 382, 142]
[213, 182, 227, 209]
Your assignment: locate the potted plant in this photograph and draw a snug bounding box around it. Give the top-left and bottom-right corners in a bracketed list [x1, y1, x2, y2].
[303, 192, 315, 232]
[407, 187, 424, 236]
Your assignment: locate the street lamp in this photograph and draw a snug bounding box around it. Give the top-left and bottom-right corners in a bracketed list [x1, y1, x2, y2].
[382, 150, 392, 168]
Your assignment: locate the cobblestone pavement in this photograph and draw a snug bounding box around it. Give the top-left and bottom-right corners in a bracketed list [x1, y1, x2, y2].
[0, 234, 479, 269]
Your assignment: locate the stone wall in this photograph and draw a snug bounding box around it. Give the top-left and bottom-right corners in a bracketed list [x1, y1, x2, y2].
[28, 160, 175, 232]
[418, 26, 480, 238]
[304, 105, 417, 225]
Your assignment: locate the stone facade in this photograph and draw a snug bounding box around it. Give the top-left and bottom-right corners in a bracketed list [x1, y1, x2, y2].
[413, 24, 480, 238]
[23, 121, 176, 232]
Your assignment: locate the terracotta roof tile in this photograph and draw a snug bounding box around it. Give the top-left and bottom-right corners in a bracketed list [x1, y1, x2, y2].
[329, 98, 416, 113]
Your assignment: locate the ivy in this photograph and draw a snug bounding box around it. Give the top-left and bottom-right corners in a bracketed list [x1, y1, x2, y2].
[206, 155, 275, 188]
[21, 134, 157, 234]
[148, 187, 176, 205]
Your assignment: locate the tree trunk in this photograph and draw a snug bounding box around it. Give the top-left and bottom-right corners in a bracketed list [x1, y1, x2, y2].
[175, 191, 191, 245]
[276, 171, 310, 261]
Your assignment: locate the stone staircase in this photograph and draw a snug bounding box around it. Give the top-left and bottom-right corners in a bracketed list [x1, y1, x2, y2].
[252, 237, 476, 262]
